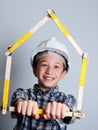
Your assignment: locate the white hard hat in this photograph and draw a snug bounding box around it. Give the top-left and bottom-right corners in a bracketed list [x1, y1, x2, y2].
[30, 37, 70, 71]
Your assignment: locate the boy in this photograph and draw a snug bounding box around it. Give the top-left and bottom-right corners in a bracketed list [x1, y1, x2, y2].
[11, 37, 76, 130]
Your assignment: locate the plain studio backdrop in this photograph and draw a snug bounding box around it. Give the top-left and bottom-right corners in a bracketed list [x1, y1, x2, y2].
[0, 0, 98, 130]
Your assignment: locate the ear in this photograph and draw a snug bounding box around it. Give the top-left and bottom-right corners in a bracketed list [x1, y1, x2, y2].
[60, 70, 67, 80]
[32, 67, 38, 77]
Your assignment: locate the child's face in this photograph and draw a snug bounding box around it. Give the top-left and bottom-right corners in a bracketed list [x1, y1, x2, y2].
[33, 55, 67, 92]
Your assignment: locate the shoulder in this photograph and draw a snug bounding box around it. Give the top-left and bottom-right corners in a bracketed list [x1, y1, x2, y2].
[12, 87, 35, 100]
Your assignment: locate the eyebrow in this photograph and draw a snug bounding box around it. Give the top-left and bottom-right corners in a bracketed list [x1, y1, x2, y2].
[39, 60, 63, 66]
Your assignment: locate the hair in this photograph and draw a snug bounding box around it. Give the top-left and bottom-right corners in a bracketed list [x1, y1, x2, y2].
[31, 51, 69, 72]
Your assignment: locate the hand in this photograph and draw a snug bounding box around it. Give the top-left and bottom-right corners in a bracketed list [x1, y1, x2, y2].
[15, 99, 39, 119]
[42, 101, 70, 120]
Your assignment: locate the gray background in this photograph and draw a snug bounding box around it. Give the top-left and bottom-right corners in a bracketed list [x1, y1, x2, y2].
[0, 0, 98, 130]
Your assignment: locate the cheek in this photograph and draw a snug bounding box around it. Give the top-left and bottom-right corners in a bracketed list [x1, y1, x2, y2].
[57, 72, 63, 79]
[37, 68, 45, 76]
[33, 67, 41, 77]
[59, 71, 67, 80]
[56, 69, 63, 75]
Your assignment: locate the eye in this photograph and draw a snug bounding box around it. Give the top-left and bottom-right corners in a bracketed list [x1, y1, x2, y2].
[41, 63, 47, 67]
[54, 65, 60, 69]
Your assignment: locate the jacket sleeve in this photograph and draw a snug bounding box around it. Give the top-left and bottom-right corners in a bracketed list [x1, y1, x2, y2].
[63, 94, 77, 124]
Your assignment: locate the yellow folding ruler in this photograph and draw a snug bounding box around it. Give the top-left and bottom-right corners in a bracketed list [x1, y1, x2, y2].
[2, 15, 50, 114]
[2, 9, 88, 119]
[2, 55, 12, 114]
[5, 16, 49, 56]
[47, 9, 88, 113]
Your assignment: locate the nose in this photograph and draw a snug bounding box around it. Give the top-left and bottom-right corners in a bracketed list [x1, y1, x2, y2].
[45, 66, 53, 75]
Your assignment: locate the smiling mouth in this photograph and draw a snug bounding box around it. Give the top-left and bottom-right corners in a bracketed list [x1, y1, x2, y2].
[43, 75, 55, 81]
